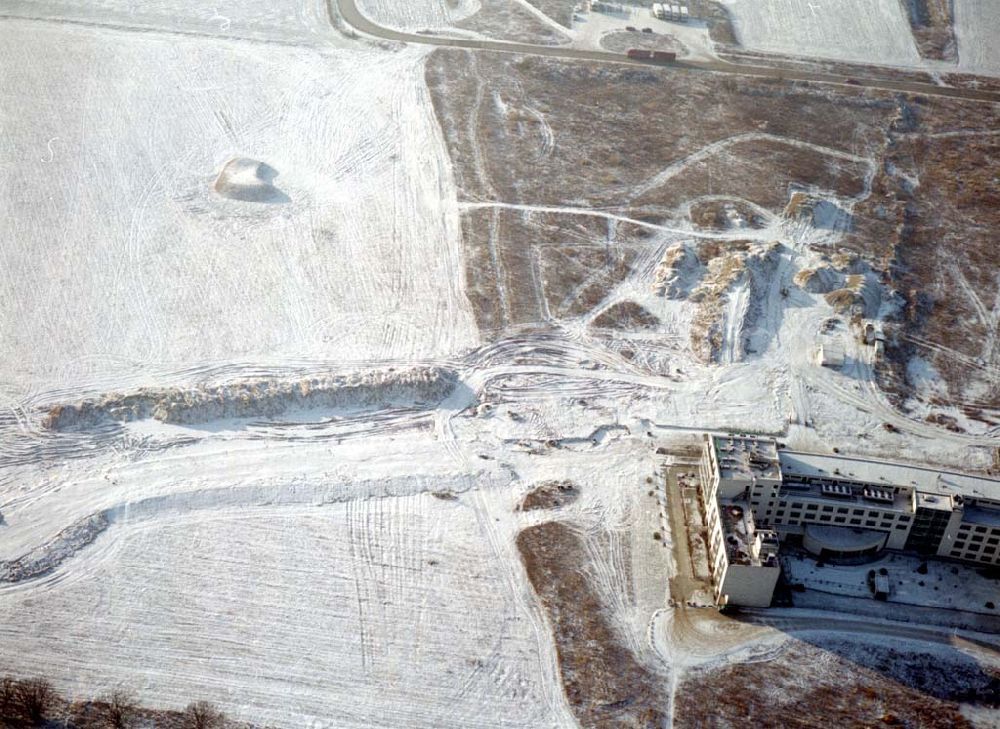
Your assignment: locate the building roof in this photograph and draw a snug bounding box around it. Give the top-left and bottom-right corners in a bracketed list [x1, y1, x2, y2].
[916, 492, 954, 511]
[712, 434, 781, 482]
[779, 478, 913, 512]
[779, 450, 1000, 504]
[719, 498, 777, 567]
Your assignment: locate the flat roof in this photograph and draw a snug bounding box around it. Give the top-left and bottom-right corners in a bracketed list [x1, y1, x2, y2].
[916, 492, 954, 511]
[779, 481, 913, 513]
[719, 497, 776, 567]
[712, 434, 781, 482]
[779, 450, 1000, 503]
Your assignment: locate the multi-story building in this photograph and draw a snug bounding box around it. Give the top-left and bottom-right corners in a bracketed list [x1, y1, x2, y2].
[697, 434, 1000, 606]
[699, 435, 782, 607]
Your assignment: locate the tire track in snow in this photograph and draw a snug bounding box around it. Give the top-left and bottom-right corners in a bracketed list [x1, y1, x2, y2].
[460, 200, 788, 242]
[630, 132, 872, 200]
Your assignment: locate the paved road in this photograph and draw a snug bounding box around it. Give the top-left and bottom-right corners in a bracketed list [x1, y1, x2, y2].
[739, 608, 1000, 653]
[333, 0, 1000, 104]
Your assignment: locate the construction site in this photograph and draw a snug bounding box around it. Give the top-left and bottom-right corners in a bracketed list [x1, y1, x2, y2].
[1, 0, 999, 726]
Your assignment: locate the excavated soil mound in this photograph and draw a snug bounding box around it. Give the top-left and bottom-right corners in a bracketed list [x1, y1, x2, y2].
[213, 157, 288, 203]
[43, 367, 458, 430]
[591, 301, 660, 330]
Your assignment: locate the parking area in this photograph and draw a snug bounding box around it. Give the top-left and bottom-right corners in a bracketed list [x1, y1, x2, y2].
[783, 550, 1000, 615]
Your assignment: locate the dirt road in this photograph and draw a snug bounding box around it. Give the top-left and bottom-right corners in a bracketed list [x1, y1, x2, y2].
[332, 0, 1000, 104]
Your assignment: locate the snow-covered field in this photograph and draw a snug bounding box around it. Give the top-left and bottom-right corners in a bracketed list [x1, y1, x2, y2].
[0, 494, 569, 727]
[355, 0, 480, 32]
[0, 396, 658, 725]
[0, 22, 476, 405]
[719, 0, 921, 67]
[954, 0, 1000, 75]
[3, 0, 1000, 725]
[0, 0, 337, 43]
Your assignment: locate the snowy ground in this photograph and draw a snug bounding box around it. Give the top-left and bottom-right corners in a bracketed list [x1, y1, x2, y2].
[0, 0, 338, 43]
[0, 401, 659, 725]
[953, 0, 1000, 75]
[719, 0, 921, 67]
[0, 22, 477, 406]
[355, 0, 480, 33]
[3, 0, 1000, 726]
[1, 492, 570, 728]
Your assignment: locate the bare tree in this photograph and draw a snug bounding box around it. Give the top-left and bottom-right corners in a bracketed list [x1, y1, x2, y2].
[16, 678, 55, 725]
[100, 688, 137, 729]
[183, 701, 224, 729]
[0, 676, 18, 719]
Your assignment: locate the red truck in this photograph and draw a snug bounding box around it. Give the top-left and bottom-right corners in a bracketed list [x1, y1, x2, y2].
[625, 49, 676, 62]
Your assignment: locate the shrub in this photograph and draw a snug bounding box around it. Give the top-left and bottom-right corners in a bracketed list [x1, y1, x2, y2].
[0, 676, 18, 718]
[17, 678, 56, 724]
[183, 701, 225, 729]
[101, 688, 138, 728]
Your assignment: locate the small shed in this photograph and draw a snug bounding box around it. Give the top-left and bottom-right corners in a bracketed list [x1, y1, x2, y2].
[817, 343, 845, 368]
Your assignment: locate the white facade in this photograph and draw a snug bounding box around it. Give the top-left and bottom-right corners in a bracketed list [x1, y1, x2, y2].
[697, 434, 1000, 607]
[700, 436, 782, 607]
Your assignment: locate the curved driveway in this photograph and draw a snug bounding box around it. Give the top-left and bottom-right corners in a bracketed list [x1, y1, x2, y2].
[334, 0, 1000, 104]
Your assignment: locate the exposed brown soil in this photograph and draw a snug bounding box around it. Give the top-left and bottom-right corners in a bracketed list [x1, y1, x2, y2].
[674, 637, 999, 728]
[426, 52, 895, 208]
[600, 30, 686, 55]
[940, 73, 1000, 94]
[687, 0, 737, 46]
[457, 206, 643, 334]
[518, 480, 579, 510]
[718, 49, 939, 85]
[521, 0, 574, 28]
[900, 0, 956, 61]
[846, 97, 1000, 409]
[427, 50, 897, 337]
[630, 137, 870, 215]
[539, 238, 641, 319]
[689, 199, 766, 231]
[428, 49, 1000, 409]
[516, 521, 667, 728]
[591, 301, 660, 330]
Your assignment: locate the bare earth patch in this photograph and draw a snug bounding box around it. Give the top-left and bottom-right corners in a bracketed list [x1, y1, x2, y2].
[901, 0, 956, 61]
[517, 480, 579, 511]
[591, 301, 661, 331]
[456, 0, 571, 44]
[427, 50, 896, 339]
[600, 30, 686, 55]
[674, 637, 999, 728]
[516, 521, 667, 728]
